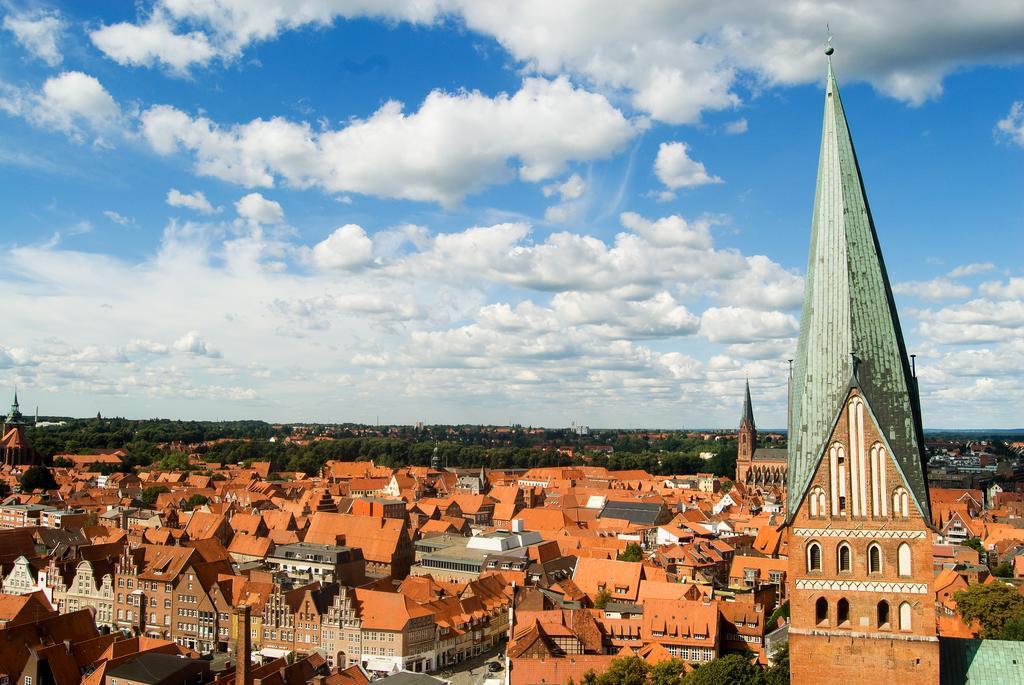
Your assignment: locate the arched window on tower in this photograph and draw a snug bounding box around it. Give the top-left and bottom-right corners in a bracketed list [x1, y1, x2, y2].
[899, 602, 912, 631]
[892, 487, 909, 518]
[837, 598, 850, 627]
[809, 486, 827, 518]
[868, 543, 883, 574]
[837, 542, 852, 573]
[815, 597, 828, 626]
[877, 600, 890, 629]
[897, 543, 912, 577]
[807, 542, 822, 572]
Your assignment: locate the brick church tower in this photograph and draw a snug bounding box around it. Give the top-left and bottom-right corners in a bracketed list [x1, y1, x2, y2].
[786, 47, 939, 684]
[735, 380, 756, 482]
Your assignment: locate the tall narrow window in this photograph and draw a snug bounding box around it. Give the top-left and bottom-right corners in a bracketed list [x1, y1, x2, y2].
[837, 598, 850, 626]
[897, 543, 912, 577]
[877, 601, 890, 628]
[892, 487, 909, 518]
[809, 487, 826, 518]
[815, 597, 828, 626]
[837, 542, 852, 573]
[868, 544, 882, 574]
[899, 602, 912, 631]
[807, 542, 822, 572]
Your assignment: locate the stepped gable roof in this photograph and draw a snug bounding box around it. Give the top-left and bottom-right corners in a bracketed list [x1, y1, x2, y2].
[787, 55, 930, 520]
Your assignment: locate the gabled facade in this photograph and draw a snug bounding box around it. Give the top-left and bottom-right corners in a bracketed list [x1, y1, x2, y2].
[786, 50, 939, 685]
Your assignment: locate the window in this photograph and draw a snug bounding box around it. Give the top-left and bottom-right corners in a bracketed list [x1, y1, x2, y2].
[837, 543, 852, 573]
[837, 598, 850, 627]
[807, 542, 822, 572]
[25, 677, 32, 685]
[877, 601, 890, 629]
[868, 544, 882, 574]
[809, 486, 827, 518]
[815, 597, 828, 626]
[892, 488, 909, 518]
[897, 543, 912, 577]
[899, 602, 912, 631]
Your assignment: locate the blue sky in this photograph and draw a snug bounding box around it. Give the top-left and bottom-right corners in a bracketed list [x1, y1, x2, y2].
[1, 1, 1022, 428]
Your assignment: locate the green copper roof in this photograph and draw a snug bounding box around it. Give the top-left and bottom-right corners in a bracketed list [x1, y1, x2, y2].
[940, 638, 1024, 685]
[741, 380, 755, 429]
[786, 57, 930, 520]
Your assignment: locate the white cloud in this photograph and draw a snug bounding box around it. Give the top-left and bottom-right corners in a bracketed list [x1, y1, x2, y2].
[543, 174, 586, 201]
[3, 10, 64, 66]
[979, 277, 1024, 300]
[915, 298, 1024, 344]
[699, 307, 799, 343]
[103, 210, 135, 227]
[97, 2, 1024, 123]
[996, 101, 1024, 147]
[0, 72, 121, 143]
[173, 331, 220, 357]
[167, 188, 218, 214]
[619, 212, 712, 249]
[542, 174, 587, 224]
[139, 76, 635, 206]
[725, 118, 748, 134]
[90, 11, 216, 73]
[893, 277, 972, 301]
[653, 142, 722, 199]
[311, 224, 375, 270]
[234, 192, 284, 224]
[947, 262, 995, 278]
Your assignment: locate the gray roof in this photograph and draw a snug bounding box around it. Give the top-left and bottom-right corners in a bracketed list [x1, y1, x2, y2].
[786, 57, 930, 520]
[106, 653, 205, 684]
[599, 500, 667, 525]
[375, 672, 450, 685]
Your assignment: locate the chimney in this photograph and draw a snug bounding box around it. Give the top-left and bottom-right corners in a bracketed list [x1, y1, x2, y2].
[234, 604, 251, 685]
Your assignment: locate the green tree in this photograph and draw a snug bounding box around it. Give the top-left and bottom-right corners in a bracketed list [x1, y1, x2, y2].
[1001, 613, 1024, 641]
[20, 465, 57, 491]
[581, 670, 598, 685]
[595, 656, 649, 685]
[619, 542, 644, 562]
[594, 589, 612, 609]
[962, 537, 983, 553]
[182, 494, 210, 511]
[140, 485, 170, 505]
[52, 456, 74, 468]
[954, 582, 1024, 639]
[992, 561, 1014, 578]
[768, 600, 790, 627]
[763, 644, 790, 685]
[159, 451, 192, 471]
[0, 481, 10, 498]
[685, 653, 762, 685]
[650, 658, 686, 685]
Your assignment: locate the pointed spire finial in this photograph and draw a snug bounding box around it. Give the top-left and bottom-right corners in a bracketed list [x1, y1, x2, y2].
[825, 24, 834, 56]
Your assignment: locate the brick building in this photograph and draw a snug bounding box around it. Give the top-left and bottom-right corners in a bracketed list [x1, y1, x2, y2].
[784, 49, 939, 685]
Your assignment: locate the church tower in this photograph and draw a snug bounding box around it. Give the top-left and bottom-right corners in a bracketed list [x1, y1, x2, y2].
[786, 47, 939, 684]
[735, 380, 756, 483]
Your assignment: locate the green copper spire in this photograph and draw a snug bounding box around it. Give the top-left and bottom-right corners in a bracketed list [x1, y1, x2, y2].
[741, 379, 755, 430]
[786, 53, 930, 520]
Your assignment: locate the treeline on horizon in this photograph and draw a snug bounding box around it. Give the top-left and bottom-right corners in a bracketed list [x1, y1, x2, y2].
[27, 417, 740, 478]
